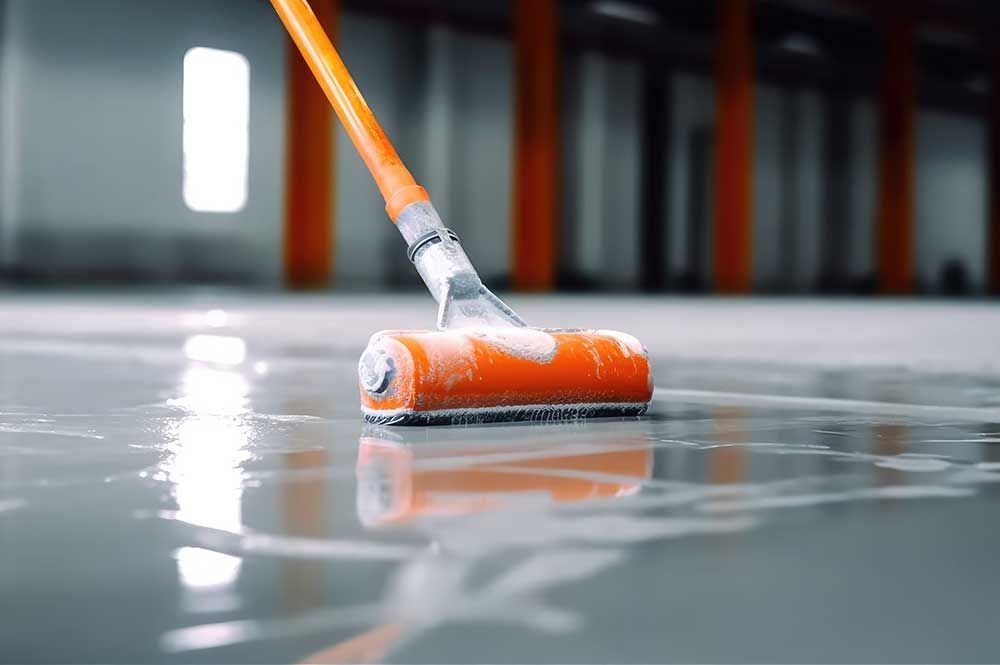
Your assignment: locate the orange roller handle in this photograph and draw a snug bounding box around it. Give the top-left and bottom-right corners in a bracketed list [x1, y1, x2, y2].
[270, 0, 430, 221]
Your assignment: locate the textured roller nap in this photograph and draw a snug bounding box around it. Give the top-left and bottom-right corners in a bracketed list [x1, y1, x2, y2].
[358, 327, 653, 425]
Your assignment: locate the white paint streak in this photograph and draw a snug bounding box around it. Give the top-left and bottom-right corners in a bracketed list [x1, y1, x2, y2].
[595, 329, 644, 356]
[237, 533, 418, 561]
[150, 511, 418, 561]
[434, 512, 757, 555]
[653, 387, 1000, 422]
[0, 498, 26, 514]
[161, 605, 380, 652]
[917, 438, 1000, 444]
[468, 328, 558, 363]
[0, 424, 104, 439]
[697, 485, 973, 514]
[874, 456, 951, 472]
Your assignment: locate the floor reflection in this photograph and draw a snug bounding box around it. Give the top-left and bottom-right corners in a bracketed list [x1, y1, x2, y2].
[873, 423, 908, 487]
[154, 410, 1000, 661]
[290, 427, 657, 664]
[158, 349, 253, 607]
[709, 407, 748, 484]
[300, 622, 403, 665]
[282, 446, 329, 614]
[355, 429, 652, 527]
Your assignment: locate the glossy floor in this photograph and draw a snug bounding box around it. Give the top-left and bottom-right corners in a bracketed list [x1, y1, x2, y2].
[1, 294, 999, 663]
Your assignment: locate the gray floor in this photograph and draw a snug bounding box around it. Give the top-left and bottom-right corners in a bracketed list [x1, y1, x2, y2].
[1, 293, 999, 663]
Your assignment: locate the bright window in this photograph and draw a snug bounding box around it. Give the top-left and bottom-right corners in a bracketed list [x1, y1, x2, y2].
[182, 47, 250, 213]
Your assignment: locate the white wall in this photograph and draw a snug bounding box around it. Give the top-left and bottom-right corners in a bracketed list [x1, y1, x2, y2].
[561, 50, 642, 288]
[1, 0, 285, 281]
[847, 98, 877, 282]
[332, 21, 514, 288]
[915, 110, 987, 291]
[435, 29, 513, 284]
[0, 3, 515, 288]
[1, 0, 23, 269]
[752, 85, 825, 291]
[600, 56, 642, 288]
[331, 14, 414, 288]
[796, 90, 825, 289]
[668, 72, 714, 282]
[753, 84, 783, 289]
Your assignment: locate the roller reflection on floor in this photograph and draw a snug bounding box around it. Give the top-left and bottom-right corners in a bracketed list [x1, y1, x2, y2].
[295, 429, 652, 663]
[355, 428, 653, 527]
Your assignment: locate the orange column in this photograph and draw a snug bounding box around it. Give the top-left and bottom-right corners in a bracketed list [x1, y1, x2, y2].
[512, 0, 559, 291]
[283, 0, 338, 288]
[713, 0, 754, 294]
[876, 16, 916, 295]
[989, 50, 1000, 295]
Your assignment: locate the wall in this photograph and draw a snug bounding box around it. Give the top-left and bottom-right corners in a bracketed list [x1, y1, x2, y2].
[752, 86, 825, 291]
[826, 97, 875, 286]
[332, 20, 513, 288]
[428, 28, 513, 285]
[668, 72, 714, 287]
[0, 0, 285, 282]
[331, 14, 414, 288]
[915, 110, 987, 292]
[1, 0, 18, 269]
[561, 50, 642, 289]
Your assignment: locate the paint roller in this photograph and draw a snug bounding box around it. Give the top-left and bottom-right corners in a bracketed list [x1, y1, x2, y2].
[270, 0, 653, 424]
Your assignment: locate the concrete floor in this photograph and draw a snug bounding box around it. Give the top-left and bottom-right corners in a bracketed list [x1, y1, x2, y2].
[1, 293, 999, 663]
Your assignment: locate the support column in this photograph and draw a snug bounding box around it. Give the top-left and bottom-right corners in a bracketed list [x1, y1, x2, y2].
[639, 62, 671, 291]
[713, 0, 754, 294]
[876, 16, 915, 295]
[512, 0, 559, 291]
[989, 50, 1000, 294]
[818, 85, 851, 292]
[283, 0, 338, 288]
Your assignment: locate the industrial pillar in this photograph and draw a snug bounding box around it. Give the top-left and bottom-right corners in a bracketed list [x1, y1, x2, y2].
[512, 0, 559, 291]
[283, 0, 338, 288]
[989, 50, 1000, 294]
[639, 62, 671, 291]
[713, 0, 754, 294]
[876, 16, 915, 295]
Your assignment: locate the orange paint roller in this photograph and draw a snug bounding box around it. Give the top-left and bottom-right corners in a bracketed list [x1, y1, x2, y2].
[270, 0, 653, 424]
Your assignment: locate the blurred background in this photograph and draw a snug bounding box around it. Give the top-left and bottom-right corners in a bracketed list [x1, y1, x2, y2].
[0, 0, 996, 296]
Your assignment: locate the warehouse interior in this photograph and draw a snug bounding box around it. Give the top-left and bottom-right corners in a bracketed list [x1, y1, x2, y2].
[1, 0, 999, 663]
[0, 0, 997, 293]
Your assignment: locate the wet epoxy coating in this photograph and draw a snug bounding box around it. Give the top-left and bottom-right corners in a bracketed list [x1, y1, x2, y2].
[1, 294, 999, 663]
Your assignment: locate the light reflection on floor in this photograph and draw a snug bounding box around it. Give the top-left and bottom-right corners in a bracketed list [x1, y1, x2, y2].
[163, 363, 253, 606]
[0, 294, 998, 663]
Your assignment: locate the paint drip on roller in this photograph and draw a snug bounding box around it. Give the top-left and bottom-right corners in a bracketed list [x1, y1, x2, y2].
[466, 327, 558, 363]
